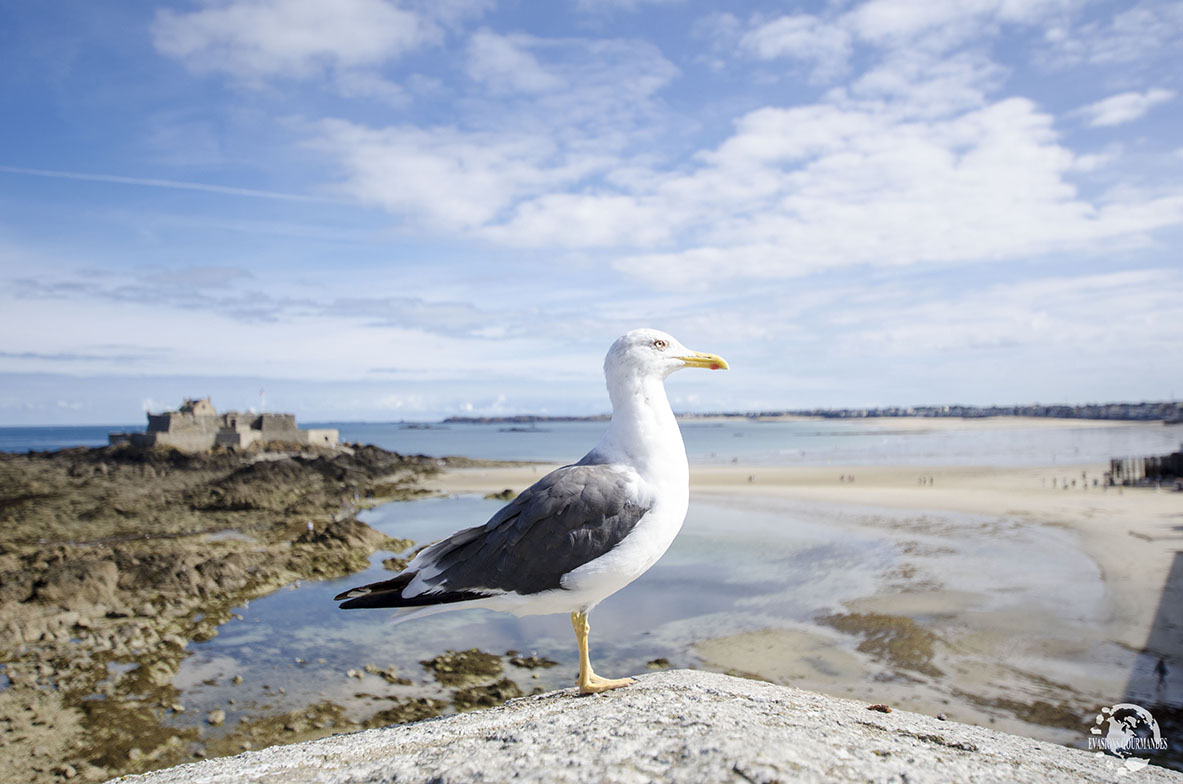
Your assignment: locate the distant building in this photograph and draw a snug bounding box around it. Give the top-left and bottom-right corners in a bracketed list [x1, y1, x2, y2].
[109, 397, 338, 452]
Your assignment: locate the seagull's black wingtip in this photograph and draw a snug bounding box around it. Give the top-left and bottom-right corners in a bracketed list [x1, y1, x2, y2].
[333, 571, 491, 609]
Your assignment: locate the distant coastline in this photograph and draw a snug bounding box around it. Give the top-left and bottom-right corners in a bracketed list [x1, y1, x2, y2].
[446, 399, 1183, 424]
[444, 414, 610, 424]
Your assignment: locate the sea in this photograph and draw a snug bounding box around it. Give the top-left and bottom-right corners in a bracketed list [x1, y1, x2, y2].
[2, 418, 1180, 466]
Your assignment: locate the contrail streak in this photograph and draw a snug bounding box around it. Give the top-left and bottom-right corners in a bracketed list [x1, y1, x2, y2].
[0, 165, 335, 203]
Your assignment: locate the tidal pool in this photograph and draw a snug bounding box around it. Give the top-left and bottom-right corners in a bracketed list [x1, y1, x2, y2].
[169, 490, 1110, 743]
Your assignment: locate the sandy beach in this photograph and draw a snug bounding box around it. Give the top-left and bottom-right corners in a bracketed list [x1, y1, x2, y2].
[427, 458, 1181, 645]
[424, 452, 1183, 746]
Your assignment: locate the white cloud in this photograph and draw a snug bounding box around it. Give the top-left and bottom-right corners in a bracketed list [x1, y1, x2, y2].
[1040, 2, 1183, 68]
[312, 120, 602, 231]
[282, 1, 1182, 284]
[847, 0, 990, 45]
[828, 269, 1182, 356]
[480, 192, 673, 248]
[609, 95, 1183, 287]
[6, 263, 522, 339]
[333, 70, 408, 104]
[405, 0, 492, 27]
[151, 0, 436, 82]
[846, 0, 1082, 49]
[482, 37, 677, 135]
[311, 35, 676, 234]
[704, 0, 1071, 106]
[848, 50, 1006, 118]
[310, 36, 1183, 271]
[729, 0, 1065, 63]
[0, 287, 557, 383]
[1076, 88, 1176, 127]
[574, 0, 685, 12]
[1069, 147, 1119, 172]
[739, 14, 852, 82]
[466, 30, 564, 93]
[726, 1, 1091, 73]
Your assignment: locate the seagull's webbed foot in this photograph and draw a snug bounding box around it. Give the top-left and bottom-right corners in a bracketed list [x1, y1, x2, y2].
[579, 672, 635, 694]
[571, 610, 636, 695]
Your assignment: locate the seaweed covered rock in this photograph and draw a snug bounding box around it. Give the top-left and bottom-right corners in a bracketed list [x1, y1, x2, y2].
[296, 518, 390, 551]
[0, 442, 439, 784]
[29, 557, 120, 610]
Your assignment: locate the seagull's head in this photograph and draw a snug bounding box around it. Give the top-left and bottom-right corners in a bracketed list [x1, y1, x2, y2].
[605, 328, 729, 383]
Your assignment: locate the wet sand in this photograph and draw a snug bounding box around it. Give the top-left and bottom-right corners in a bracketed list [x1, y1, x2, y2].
[429, 461, 1180, 649]
[698, 464, 1181, 647]
[424, 459, 1183, 746]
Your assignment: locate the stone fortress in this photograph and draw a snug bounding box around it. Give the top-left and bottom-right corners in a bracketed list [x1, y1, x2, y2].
[109, 398, 338, 452]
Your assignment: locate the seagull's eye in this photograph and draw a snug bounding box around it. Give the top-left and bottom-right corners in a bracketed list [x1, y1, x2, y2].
[652, 339, 668, 350]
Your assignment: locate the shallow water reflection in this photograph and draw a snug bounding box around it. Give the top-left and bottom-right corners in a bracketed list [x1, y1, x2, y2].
[171, 494, 889, 721]
[171, 490, 1110, 739]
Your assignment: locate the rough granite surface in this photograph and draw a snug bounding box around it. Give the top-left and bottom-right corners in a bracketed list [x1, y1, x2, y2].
[111, 670, 1182, 784]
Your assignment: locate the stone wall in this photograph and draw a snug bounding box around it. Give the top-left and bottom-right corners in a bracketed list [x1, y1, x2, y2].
[301, 428, 338, 447]
[119, 432, 214, 451]
[214, 430, 262, 449]
[258, 414, 298, 438]
[146, 412, 222, 436]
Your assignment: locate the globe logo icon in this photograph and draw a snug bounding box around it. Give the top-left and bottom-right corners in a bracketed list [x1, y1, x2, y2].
[1090, 703, 1169, 775]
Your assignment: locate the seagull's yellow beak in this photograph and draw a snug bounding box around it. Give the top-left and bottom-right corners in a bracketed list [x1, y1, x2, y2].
[676, 350, 729, 370]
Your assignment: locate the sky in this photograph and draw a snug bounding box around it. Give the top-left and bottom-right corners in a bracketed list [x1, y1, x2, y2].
[1, 0, 1181, 425]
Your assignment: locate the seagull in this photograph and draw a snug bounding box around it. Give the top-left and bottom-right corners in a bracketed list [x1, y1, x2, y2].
[334, 328, 728, 694]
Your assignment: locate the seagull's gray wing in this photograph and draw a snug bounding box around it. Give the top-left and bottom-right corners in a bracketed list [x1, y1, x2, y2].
[334, 464, 652, 609]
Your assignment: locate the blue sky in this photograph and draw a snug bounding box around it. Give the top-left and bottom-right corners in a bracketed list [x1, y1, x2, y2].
[1, 0, 1181, 425]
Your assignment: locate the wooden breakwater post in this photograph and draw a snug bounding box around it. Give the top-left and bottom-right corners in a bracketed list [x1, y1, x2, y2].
[1110, 446, 1183, 483]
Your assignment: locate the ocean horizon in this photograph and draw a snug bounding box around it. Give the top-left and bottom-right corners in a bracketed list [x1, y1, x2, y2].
[3, 418, 1179, 468]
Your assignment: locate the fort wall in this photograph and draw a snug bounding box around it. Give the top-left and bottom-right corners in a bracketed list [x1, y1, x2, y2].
[109, 398, 337, 452]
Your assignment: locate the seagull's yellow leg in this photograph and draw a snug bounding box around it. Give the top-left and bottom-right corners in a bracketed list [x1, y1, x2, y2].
[571, 610, 635, 694]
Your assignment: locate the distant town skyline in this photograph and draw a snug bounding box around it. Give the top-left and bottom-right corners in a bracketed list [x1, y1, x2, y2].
[1, 1, 1181, 425]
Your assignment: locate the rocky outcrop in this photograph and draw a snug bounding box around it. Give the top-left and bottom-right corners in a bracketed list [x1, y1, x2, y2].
[0, 443, 441, 784]
[29, 557, 121, 609]
[114, 670, 1183, 784]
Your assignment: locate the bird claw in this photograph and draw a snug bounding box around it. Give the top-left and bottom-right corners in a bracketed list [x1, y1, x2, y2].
[578, 675, 635, 694]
